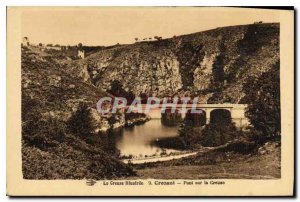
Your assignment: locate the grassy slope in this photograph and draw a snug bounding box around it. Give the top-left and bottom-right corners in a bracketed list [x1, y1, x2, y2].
[134, 142, 281, 179]
[22, 47, 109, 117]
[21, 47, 134, 179]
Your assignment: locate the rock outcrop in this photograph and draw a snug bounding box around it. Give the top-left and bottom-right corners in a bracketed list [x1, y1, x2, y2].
[67, 23, 279, 103]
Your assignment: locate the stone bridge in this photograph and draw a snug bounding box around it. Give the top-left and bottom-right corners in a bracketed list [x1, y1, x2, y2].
[128, 103, 249, 128]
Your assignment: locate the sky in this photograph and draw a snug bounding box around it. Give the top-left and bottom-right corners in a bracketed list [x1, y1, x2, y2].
[21, 7, 280, 46]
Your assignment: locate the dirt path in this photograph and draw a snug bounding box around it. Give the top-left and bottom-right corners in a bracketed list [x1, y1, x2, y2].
[133, 142, 281, 179]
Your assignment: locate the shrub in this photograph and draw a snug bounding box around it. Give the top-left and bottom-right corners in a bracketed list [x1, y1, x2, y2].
[242, 61, 280, 139]
[22, 95, 67, 149]
[200, 109, 238, 147]
[23, 115, 67, 149]
[68, 103, 97, 140]
[200, 122, 238, 147]
[178, 120, 202, 149]
[161, 109, 182, 126]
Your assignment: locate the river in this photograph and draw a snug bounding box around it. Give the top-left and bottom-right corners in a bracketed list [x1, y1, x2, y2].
[114, 119, 180, 157]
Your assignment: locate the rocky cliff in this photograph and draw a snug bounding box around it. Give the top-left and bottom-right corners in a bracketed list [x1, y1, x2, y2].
[67, 23, 279, 103]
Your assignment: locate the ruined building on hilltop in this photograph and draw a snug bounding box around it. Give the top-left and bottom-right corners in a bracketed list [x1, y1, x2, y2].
[22, 37, 30, 47]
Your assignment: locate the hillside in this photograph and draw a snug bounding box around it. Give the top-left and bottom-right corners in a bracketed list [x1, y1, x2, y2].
[67, 23, 279, 103]
[21, 47, 134, 179]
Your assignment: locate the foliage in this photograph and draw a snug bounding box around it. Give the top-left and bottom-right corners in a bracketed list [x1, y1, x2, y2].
[67, 103, 97, 140]
[108, 80, 135, 104]
[242, 61, 280, 139]
[175, 42, 205, 88]
[22, 96, 66, 149]
[103, 113, 122, 156]
[22, 99, 133, 179]
[201, 122, 238, 147]
[212, 42, 225, 84]
[161, 110, 182, 126]
[178, 120, 202, 149]
[200, 109, 238, 147]
[207, 92, 233, 104]
[154, 36, 163, 40]
[23, 115, 67, 149]
[21, 48, 135, 179]
[153, 136, 186, 150]
[227, 24, 279, 83]
[125, 112, 146, 120]
[107, 113, 118, 130]
[22, 134, 135, 179]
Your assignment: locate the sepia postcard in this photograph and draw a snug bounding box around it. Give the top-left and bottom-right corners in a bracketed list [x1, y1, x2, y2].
[7, 7, 294, 196]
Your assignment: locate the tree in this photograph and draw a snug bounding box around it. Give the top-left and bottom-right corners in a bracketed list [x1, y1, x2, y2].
[134, 38, 139, 42]
[108, 80, 124, 96]
[242, 61, 280, 139]
[108, 80, 135, 104]
[154, 36, 163, 41]
[178, 120, 201, 149]
[68, 103, 97, 139]
[201, 109, 238, 147]
[107, 114, 117, 132]
[105, 113, 121, 156]
[161, 109, 182, 126]
[212, 42, 225, 84]
[201, 121, 237, 147]
[78, 43, 83, 48]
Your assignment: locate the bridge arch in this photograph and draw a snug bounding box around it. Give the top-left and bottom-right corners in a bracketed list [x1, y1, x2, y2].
[185, 109, 206, 126]
[209, 109, 232, 125]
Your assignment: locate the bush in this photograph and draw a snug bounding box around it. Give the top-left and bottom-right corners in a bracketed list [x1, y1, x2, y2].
[178, 120, 202, 149]
[242, 61, 280, 139]
[153, 136, 186, 150]
[68, 103, 97, 140]
[161, 110, 182, 126]
[23, 115, 67, 149]
[22, 96, 66, 149]
[201, 122, 238, 147]
[200, 109, 238, 147]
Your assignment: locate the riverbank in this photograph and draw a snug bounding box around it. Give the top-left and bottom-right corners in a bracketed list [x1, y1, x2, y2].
[122, 151, 198, 164]
[130, 141, 281, 179]
[125, 116, 151, 127]
[97, 114, 150, 132]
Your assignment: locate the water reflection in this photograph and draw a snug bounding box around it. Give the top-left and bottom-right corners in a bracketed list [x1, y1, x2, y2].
[114, 119, 180, 157]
